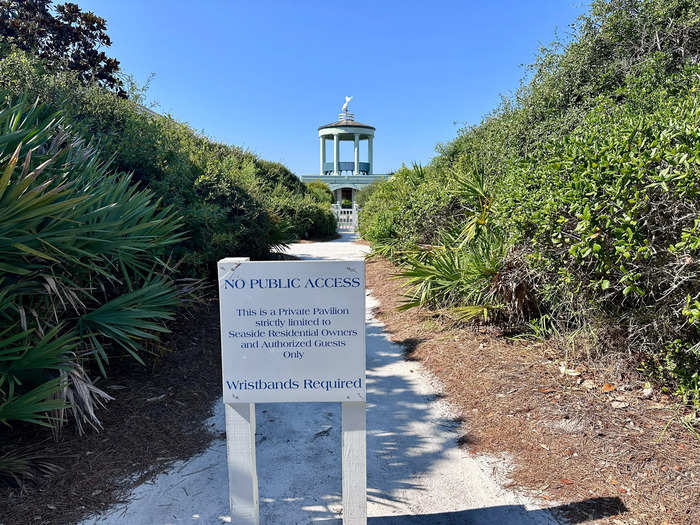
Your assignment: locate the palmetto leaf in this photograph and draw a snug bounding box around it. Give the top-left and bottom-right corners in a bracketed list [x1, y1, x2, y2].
[0, 326, 75, 394]
[397, 228, 507, 313]
[77, 278, 178, 372]
[0, 96, 184, 433]
[452, 304, 505, 323]
[0, 377, 67, 427]
[0, 447, 61, 485]
[449, 157, 495, 243]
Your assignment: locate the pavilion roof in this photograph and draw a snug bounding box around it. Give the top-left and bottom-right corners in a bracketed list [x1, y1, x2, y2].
[318, 119, 375, 131]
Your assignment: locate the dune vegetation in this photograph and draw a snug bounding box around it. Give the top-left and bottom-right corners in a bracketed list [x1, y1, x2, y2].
[0, 3, 335, 480]
[359, 0, 700, 404]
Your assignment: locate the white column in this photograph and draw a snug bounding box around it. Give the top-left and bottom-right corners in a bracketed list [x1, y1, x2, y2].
[320, 137, 326, 175]
[333, 134, 339, 175]
[368, 137, 373, 175]
[353, 134, 359, 175]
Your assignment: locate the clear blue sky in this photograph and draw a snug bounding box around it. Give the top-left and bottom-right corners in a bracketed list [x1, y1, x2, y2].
[75, 1, 587, 175]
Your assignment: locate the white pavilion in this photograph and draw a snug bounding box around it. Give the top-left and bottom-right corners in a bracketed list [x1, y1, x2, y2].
[300, 98, 390, 208]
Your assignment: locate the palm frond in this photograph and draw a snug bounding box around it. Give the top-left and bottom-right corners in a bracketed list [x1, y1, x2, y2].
[0, 447, 62, 485]
[0, 95, 185, 433]
[0, 377, 67, 427]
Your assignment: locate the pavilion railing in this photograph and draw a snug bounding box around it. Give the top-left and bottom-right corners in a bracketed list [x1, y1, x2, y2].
[323, 162, 370, 175]
[331, 203, 359, 232]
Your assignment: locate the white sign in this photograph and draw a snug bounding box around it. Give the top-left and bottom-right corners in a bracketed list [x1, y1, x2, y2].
[218, 259, 366, 403]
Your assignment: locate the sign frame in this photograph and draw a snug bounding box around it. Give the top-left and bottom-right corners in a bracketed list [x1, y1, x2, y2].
[218, 257, 367, 525]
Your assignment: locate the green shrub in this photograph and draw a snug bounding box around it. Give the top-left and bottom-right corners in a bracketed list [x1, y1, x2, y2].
[359, 0, 700, 403]
[305, 180, 333, 204]
[359, 164, 463, 248]
[355, 179, 382, 208]
[0, 48, 332, 276]
[266, 190, 336, 240]
[386, 162, 537, 325]
[499, 75, 700, 399]
[398, 229, 507, 314]
[0, 97, 183, 441]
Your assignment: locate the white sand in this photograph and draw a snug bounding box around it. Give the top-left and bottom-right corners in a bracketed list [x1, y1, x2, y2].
[81, 233, 559, 525]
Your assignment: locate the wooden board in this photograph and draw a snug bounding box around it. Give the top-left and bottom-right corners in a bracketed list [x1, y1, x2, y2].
[225, 403, 259, 525]
[342, 401, 367, 524]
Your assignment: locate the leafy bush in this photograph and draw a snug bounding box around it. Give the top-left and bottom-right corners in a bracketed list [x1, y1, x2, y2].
[359, 164, 463, 248]
[305, 180, 333, 204]
[359, 0, 700, 403]
[266, 190, 336, 240]
[390, 163, 537, 325]
[499, 76, 700, 398]
[0, 49, 334, 276]
[355, 179, 382, 208]
[0, 98, 183, 442]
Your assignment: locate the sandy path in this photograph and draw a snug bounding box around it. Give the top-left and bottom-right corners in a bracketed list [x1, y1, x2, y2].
[82, 233, 558, 524]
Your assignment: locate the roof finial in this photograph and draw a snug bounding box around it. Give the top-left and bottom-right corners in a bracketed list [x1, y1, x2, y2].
[342, 95, 353, 114]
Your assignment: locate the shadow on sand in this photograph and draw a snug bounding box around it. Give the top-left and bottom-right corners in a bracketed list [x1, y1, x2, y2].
[316, 497, 627, 524]
[254, 240, 627, 524]
[255, 320, 628, 524]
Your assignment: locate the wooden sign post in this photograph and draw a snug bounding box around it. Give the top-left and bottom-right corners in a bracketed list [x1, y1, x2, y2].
[218, 257, 367, 525]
